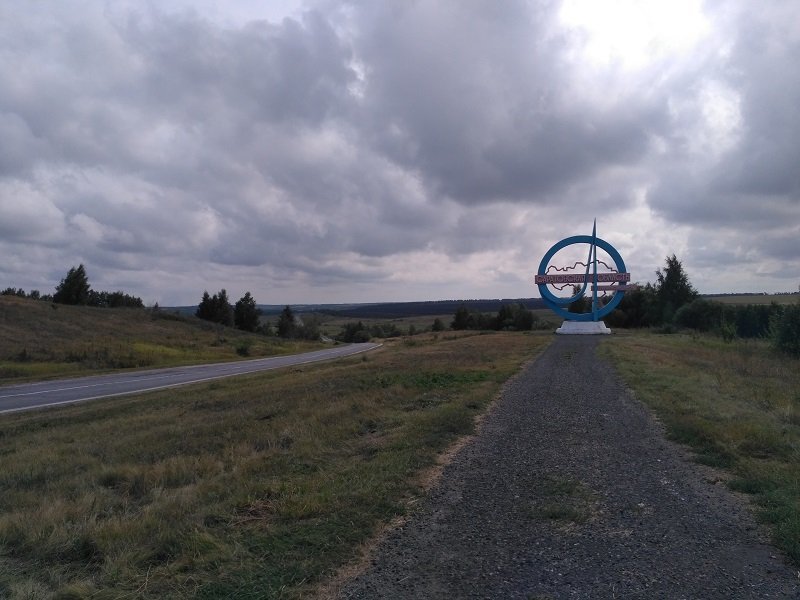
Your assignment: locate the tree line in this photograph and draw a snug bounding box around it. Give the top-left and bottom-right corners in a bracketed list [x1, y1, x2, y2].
[2, 264, 143, 308]
[5, 261, 798, 356]
[450, 302, 543, 332]
[596, 255, 799, 357]
[439, 253, 800, 357]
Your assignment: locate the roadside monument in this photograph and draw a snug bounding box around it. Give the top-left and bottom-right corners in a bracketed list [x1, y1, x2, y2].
[534, 220, 635, 334]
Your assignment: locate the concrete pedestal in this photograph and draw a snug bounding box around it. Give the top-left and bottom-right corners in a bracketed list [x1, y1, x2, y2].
[556, 320, 611, 335]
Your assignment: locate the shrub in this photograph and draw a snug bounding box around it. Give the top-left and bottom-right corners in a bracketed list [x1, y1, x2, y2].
[773, 303, 800, 357]
[235, 339, 253, 357]
[720, 320, 737, 343]
[337, 321, 369, 343]
[496, 303, 536, 331]
[352, 330, 372, 343]
[674, 298, 724, 332]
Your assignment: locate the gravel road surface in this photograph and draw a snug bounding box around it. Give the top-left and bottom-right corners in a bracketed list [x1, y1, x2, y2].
[340, 335, 799, 599]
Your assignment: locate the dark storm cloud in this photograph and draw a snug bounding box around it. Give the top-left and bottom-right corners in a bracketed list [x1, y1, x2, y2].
[353, 1, 664, 206]
[1, 0, 799, 303]
[648, 3, 800, 232]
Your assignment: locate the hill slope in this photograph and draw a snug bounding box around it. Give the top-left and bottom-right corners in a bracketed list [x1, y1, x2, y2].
[0, 296, 321, 381]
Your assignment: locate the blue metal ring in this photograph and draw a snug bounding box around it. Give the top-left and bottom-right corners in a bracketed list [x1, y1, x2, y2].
[536, 235, 627, 322]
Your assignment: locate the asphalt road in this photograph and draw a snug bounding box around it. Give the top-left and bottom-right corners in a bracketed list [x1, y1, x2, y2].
[0, 343, 381, 415]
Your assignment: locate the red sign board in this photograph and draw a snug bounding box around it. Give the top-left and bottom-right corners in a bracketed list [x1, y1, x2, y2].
[534, 272, 630, 285]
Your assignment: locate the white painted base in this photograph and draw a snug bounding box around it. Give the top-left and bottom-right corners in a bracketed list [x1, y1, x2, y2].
[556, 320, 611, 335]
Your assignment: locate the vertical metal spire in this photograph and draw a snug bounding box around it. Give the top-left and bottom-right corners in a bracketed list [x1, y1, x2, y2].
[592, 219, 598, 321]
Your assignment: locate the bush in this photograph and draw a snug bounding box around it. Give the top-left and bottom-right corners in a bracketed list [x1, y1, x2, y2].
[773, 304, 800, 357]
[496, 303, 536, 331]
[337, 321, 369, 343]
[674, 299, 724, 332]
[720, 320, 737, 343]
[613, 285, 658, 328]
[352, 330, 372, 343]
[235, 339, 253, 356]
[733, 304, 776, 338]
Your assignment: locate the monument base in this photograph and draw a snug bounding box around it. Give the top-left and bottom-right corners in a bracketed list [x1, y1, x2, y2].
[556, 320, 611, 335]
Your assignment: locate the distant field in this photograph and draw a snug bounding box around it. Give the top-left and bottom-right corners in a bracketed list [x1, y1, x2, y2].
[0, 296, 324, 382]
[704, 294, 800, 305]
[0, 331, 550, 599]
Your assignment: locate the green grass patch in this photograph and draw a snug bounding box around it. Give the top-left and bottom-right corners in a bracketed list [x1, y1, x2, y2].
[0, 331, 551, 598]
[600, 332, 800, 563]
[527, 475, 596, 525]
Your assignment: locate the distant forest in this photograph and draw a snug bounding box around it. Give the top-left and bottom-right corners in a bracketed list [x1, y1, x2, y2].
[317, 298, 547, 319]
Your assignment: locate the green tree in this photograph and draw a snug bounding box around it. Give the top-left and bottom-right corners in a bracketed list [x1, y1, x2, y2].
[431, 317, 446, 332]
[773, 303, 800, 357]
[451, 305, 470, 330]
[88, 290, 144, 308]
[196, 291, 213, 321]
[234, 292, 260, 332]
[495, 303, 535, 331]
[567, 285, 590, 314]
[654, 254, 698, 324]
[214, 289, 234, 326]
[338, 321, 368, 342]
[196, 289, 234, 326]
[277, 305, 296, 338]
[674, 298, 723, 331]
[53, 264, 91, 305]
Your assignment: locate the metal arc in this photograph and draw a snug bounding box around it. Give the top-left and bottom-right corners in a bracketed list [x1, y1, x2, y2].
[536, 235, 627, 322]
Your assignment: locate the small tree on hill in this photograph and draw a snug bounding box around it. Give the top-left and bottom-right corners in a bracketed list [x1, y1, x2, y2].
[655, 254, 698, 324]
[234, 291, 260, 332]
[54, 264, 91, 305]
[451, 305, 470, 330]
[196, 289, 234, 326]
[214, 289, 233, 326]
[277, 306, 296, 338]
[196, 291, 214, 320]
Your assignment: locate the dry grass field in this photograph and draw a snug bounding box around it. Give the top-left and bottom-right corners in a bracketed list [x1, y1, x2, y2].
[0, 331, 550, 599]
[601, 332, 800, 564]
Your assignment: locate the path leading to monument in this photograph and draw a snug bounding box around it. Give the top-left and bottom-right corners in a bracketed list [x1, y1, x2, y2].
[339, 336, 798, 599]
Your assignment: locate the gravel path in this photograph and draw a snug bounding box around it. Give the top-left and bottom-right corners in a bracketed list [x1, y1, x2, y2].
[339, 335, 799, 599]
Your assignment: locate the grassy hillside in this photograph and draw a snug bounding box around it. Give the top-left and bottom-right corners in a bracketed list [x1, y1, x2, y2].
[0, 296, 324, 382]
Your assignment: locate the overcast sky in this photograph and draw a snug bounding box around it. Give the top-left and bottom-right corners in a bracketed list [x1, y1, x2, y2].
[1, 1, 799, 306]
